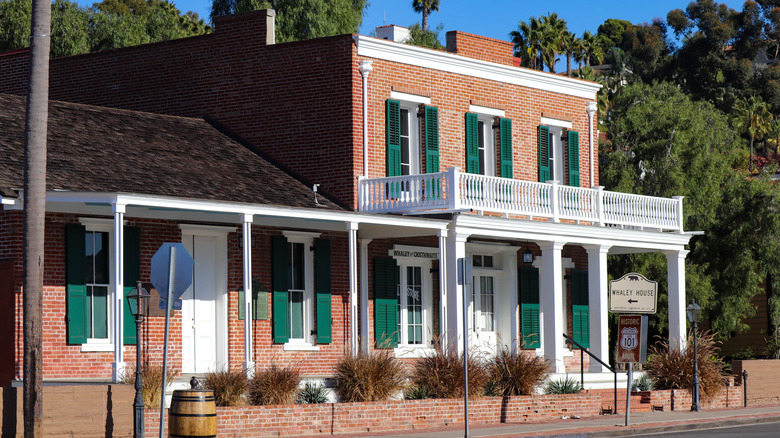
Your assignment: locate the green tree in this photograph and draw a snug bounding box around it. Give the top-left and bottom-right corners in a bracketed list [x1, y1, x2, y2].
[411, 0, 438, 32]
[734, 96, 771, 171]
[51, 0, 89, 57]
[510, 16, 543, 70]
[539, 12, 567, 73]
[210, 0, 367, 43]
[406, 22, 443, 49]
[0, 0, 32, 52]
[621, 21, 669, 83]
[597, 18, 631, 50]
[580, 30, 604, 67]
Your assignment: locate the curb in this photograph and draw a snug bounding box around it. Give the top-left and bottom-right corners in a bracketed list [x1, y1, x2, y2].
[551, 414, 780, 437]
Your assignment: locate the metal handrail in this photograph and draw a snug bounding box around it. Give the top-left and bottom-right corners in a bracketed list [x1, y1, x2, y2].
[562, 333, 618, 415]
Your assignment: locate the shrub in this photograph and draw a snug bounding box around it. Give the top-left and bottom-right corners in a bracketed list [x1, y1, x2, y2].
[487, 347, 551, 396]
[204, 368, 248, 406]
[544, 375, 583, 394]
[122, 363, 178, 407]
[333, 350, 408, 402]
[297, 381, 329, 404]
[248, 364, 301, 406]
[410, 345, 489, 399]
[404, 384, 430, 400]
[645, 330, 726, 401]
[631, 373, 654, 392]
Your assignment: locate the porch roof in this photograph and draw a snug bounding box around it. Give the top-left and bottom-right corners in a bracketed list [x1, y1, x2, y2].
[0, 93, 343, 211]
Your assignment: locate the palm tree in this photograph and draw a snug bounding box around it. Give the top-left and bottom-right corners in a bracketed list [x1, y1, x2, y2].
[734, 96, 771, 172]
[580, 30, 604, 67]
[539, 12, 567, 74]
[412, 0, 439, 32]
[560, 30, 581, 76]
[510, 17, 543, 70]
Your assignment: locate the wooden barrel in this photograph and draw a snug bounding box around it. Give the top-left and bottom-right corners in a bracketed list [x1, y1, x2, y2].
[169, 389, 217, 438]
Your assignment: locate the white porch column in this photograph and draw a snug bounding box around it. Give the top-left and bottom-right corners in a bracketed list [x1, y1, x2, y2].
[585, 244, 611, 372]
[242, 214, 255, 375]
[666, 249, 689, 351]
[445, 229, 469, 354]
[348, 222, 359, 355]
[508, 251, 519, 352]
[359, 238, 372, 353]
[112, 203, 126, 383]
[540, 241, 566, 373]
[437, 229, 448, 350]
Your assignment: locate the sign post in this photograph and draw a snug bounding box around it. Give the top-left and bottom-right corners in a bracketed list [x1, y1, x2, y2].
[457, 257, 472, 438]
[150, 243, 193, 438]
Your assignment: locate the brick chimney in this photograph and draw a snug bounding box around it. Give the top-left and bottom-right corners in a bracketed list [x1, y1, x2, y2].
[214, 9, 276, 46]
[446, 31, 514, 65]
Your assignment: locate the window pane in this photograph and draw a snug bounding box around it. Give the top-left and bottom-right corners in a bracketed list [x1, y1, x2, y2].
[400, 109, 411, 176]
[406, 266, 423, 345]
[289, 291, 304, 339]
[290, 242, 304, 290]
[478, 121, 486, 174]
[85, 231, 109, 284]
[480, 276, 494, 331]
[88, 285, 109, 339]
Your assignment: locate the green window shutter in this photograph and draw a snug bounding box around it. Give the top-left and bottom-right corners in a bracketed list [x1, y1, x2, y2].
[424, 106, 440, 173]
[568, 130, 580, 187]
[66, 224, 88, 344]
[519, 266, 540, 349]
[386, 99, 402, 177]
[465, 113, 480, 174]
[538, 125, 551, 182]
[499, 118, 513, 178]
[122, 227, 141, 345]
[374, 257, 399, 349]
[571, 269, 589, 348]
[238, 279, 268, 321]
[272, 235, 290, 343]
[315, 238, 332, 344]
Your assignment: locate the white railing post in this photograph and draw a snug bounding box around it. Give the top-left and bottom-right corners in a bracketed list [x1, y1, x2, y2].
[548, 180, 560, 223]
[448, 167, 461, 211]
[596, 186, 605, 227]
[673, 196, 684, 233]
[358, 176, 366, 212]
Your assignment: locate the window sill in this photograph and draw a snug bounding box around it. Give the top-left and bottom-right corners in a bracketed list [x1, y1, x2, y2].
[394, 346, 435, 359]
[283, 342, 320, 352]
[80, 342, 113, 352]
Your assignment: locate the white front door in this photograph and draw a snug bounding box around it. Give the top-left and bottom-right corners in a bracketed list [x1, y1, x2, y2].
[470, 273, 498, 355]
[181, 230, 227, 373]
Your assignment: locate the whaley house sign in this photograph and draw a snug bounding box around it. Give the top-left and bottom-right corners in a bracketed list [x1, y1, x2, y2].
[609, 273, 658, 314]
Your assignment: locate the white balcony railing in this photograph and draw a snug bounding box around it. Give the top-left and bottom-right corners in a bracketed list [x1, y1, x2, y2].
[358, 167, 684, 232]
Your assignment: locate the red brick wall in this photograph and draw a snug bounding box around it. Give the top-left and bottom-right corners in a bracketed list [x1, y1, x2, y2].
[446, 31, 515, 65]
[144, 394, 602, 437]
[732, 360, 780, 405]
[0, 11, 599, 211]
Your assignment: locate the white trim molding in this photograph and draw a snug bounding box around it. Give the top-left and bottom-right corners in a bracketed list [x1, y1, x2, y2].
[390, 91, 431, 105]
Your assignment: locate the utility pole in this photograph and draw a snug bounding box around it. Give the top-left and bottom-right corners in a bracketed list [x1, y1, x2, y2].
[23, 0, 51, 435]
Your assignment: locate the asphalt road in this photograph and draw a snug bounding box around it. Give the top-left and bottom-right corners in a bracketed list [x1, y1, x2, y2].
[625, 420, 780, 437]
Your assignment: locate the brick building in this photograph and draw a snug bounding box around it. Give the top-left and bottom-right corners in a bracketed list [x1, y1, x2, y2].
[0, 10, 692, 385]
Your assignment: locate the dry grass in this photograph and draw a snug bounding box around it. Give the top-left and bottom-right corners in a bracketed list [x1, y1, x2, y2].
[204, 368, 249, 406]
[248, 364, 301, 406]
[487, 347, 551, 396]
[122, 363, 178, 407]
[410, 345, 489, 399]
[645, 330, 727, 401]
[333, 350, 408, 402]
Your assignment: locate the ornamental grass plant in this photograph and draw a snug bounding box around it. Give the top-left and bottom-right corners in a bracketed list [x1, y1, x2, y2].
[333, 349, 408, 402]
[121, 363, 178, 407]
[645, 330, 726, 401]
[248, 364, 301, 406]
[410, 344, 489, 399]
[487, 346, 552, 396]
[204, 368, 249, 406]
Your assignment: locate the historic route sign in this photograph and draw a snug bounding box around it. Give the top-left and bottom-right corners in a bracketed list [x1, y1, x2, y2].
[609, 273, 657, 314]
[616, 315, 648, 363]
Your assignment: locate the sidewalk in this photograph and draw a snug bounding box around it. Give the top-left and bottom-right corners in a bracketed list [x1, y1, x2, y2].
[353, 404, 780, 437]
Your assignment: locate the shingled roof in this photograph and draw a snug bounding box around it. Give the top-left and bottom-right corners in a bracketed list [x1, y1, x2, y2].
[0, 94, 342, 210]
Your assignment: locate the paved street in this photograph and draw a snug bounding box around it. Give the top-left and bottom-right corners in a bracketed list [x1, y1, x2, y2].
[344, 404, 780, 438]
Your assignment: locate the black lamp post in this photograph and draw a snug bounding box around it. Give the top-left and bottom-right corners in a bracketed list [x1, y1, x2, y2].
[686, 299, 702, 412]
[127, 281, 150, 438]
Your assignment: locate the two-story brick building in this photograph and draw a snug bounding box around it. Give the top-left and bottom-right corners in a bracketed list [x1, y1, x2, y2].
[0, 10, 692, 385]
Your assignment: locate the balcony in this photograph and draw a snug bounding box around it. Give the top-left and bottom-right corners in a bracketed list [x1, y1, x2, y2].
[358, 167, 684, 233]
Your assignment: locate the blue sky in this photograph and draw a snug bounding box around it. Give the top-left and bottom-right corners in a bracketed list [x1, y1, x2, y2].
[164, 0, 744, 44]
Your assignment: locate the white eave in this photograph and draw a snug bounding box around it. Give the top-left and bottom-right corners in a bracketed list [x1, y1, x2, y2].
[353, 35, 602, 100]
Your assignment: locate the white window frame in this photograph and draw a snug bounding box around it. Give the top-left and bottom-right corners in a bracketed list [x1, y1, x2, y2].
[540, 117, 572, 183]
[282, 230, 319, 351]
[469, 105, 505, 178]
[79, 217, 115, 352]
[391, 91, 430, 177]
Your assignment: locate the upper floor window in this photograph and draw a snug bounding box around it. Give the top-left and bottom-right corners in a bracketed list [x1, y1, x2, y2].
[538, 117, 580, 186]
[466, 105, 512, 178]
[386, 91, 439, 176]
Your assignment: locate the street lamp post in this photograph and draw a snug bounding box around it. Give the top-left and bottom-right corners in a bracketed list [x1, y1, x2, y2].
[686, 299, 702, 412]
[127, 281, 150, 438]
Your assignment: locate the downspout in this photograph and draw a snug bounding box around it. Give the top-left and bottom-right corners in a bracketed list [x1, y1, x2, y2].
[359, 61, 373, 177]
[586, 102, 598, 187]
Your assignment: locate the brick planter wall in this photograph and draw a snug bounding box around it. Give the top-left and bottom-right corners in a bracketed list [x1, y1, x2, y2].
[732, 359, 780, 405]
[144, 394, 601, 437]
[647, 379, 744, 411]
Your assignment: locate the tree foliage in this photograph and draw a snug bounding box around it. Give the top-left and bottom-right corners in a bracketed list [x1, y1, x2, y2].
[0, 0, 210, 57]
[411, 0, 438, 32]
[210, 0, 367, 43]
[406, 22, 443, 49]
